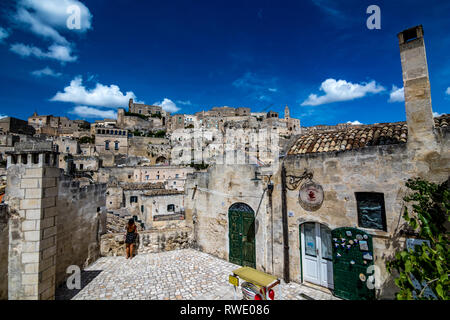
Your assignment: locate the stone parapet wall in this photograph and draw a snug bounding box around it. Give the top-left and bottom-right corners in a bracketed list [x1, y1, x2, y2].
[100, 227, 193, 257]
[0, 204, 8, 300]
[55, 176, 106, 287]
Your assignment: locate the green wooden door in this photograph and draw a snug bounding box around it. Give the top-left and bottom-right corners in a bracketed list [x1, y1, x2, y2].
[228, 203, 256, 268]
[331, 227, 376, 300]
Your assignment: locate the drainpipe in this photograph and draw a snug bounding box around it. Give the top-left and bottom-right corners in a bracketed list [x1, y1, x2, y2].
[267, 181, 274, 275]
[281, 164, 290, 283]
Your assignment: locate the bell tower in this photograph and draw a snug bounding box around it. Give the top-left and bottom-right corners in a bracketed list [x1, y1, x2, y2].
[284, 105, 290, 119]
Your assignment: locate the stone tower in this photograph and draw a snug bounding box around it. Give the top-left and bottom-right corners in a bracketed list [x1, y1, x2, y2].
[398, 25, 435, 150]
[117, 108, 125, 126]
[284, 105, 290, 119]
[5, 142, 60, 300]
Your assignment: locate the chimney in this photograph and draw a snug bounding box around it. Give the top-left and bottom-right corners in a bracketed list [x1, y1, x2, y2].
[398, 25, 435, 148]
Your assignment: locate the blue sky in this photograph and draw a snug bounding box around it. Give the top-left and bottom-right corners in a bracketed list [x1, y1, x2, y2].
[0, 0, 449, 126]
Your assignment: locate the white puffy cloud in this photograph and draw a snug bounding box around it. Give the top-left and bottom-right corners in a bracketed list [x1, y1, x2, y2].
[176, 100, 192, 106]
[10, 43, 77, 63]
[301, 79, 385, 106]
[12, 0, 92, 44]
[0, 114, 8, 119]
[0, 27, 9, 42]
[432, 112, 443, 117]
[69, 106, 117, 119]
[347, 120, 363, 125]
[153, 98, 180, 113]
[51, 76, 139, 108]
[388, 85, 405, 103]
[446, 87, 450, 95]
[31, 66, 62, 78]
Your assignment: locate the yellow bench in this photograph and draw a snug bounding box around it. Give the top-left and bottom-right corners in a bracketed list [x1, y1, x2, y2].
[230, 266, 281, 300]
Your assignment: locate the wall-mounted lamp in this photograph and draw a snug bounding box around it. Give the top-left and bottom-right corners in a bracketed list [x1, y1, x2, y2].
[250, 171, 262, 182]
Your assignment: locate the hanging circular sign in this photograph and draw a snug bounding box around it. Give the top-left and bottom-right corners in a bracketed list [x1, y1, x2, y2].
[299, 181, 324, 211]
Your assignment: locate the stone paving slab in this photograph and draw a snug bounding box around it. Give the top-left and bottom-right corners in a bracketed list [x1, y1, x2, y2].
[55, 249, 339, 300]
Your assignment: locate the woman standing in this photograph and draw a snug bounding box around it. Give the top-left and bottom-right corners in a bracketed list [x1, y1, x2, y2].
[125, 219, 138, 259]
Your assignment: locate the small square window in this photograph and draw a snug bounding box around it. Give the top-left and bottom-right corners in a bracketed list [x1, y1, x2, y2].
[355, 192, 387, 231]
[130, 196, 138, 203]
[167, 204, 175, 212]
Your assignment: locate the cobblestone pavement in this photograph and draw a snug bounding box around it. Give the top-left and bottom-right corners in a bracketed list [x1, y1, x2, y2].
[56, 249, 339, 300]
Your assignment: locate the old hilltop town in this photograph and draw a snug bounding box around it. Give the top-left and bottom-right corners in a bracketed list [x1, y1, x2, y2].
[0, 25, 448, 301]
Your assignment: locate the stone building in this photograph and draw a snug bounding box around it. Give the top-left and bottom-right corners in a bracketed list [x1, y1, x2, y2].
[141, 189, 185, 229]
[27, 113, 89, 137]
[0, 117, 35, 136]
[90, 118, 117, 135]
[117, 108, 164, 132]
[184, 25, 450, 300]
[94, 127, 128, 155]
[1, 141, 106, 300]
[129, 98, 164, 116]
[132, 165, 194, 190]
[167, 114, 185, 132]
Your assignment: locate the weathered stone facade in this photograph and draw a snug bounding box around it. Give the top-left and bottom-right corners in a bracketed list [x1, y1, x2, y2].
[100, 227, 193, 257]
[182, 26, 450, 300]
[185, 164, 272, 272]
[0, 204, 8, 300]
[3, 141, 106, 300]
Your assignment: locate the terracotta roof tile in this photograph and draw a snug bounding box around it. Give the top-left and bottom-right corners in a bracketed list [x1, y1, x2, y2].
[288, 114, 449, 155]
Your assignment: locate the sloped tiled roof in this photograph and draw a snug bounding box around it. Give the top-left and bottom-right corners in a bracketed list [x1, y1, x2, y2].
[288, 114, 449, 155]
[121, 182, 165, 190]
[143, 189, 184, 196]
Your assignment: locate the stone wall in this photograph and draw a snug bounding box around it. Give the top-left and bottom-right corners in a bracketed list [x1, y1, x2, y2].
[6, 158, 61, 300]
[54, 176, 107, 287]
[272, 138, 449, 299]
[106, 186, 123, 210]
[141, 193, 184, 226]
[0, 204, 8, 300]
[4, 147, 106, 300]
[128, 136, 170, 163]
[73, 156, 99, 172]
[100, 227, 193, 257]
[184, 164, 272, 272]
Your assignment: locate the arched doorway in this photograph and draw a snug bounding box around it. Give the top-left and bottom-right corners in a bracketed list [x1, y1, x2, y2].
[300, 222, 334, 289]
[155, 156, 166, 164]
[228, 203, 256, 268]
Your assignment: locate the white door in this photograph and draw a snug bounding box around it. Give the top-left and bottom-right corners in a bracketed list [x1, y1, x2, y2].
[301, 223, 334, 289]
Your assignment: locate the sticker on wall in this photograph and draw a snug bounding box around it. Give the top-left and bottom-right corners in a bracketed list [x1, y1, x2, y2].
[363, 252, 373, 260]
[359, 240, 369, 251]
[346, 231, 353, 237]
[349, 240, 354, 245]
[288, 211, 294, 217]
[359, 273, 367, 282]
[298, 181, 324, 211]
[356, 234, 363, 241]
[363, 235, 368, 240]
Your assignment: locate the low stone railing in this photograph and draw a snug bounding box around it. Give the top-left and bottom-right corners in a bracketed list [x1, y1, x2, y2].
[100, 226, 193, 257]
